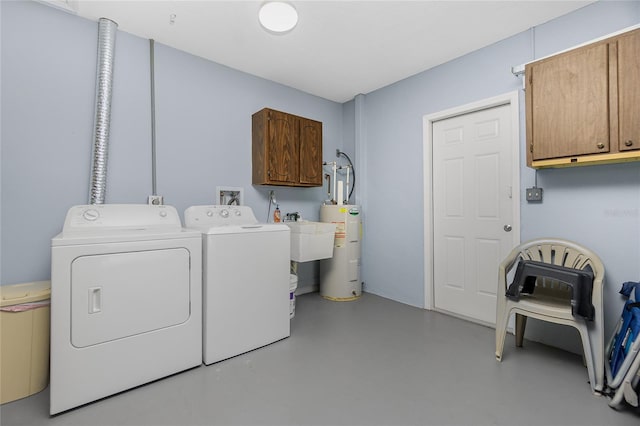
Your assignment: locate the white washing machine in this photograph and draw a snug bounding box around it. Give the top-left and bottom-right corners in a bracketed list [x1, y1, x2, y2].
[184, 205, 290, 365]
[50, 204, 202, 414]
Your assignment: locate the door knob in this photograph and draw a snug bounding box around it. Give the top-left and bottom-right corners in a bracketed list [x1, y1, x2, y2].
[625, 140, 633, 147]
[597, 142, 605, 149]
[503, 225, 512, 232]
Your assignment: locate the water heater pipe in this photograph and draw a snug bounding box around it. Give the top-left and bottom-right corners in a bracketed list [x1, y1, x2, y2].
[332, 162, 337, 203]
[345, 165, 350, 204]
[89, 18, 118, 205]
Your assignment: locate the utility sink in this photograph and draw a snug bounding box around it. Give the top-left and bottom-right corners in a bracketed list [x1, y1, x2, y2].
[286, 221, 336, 262]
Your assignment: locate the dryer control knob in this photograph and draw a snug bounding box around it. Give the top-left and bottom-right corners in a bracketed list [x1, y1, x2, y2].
[206, 210, 213, 217]
[220, 209, 229, 218]
[159, 211, 167, 218]
[234, 210, 242, 216]
[83, 209, 100, 221]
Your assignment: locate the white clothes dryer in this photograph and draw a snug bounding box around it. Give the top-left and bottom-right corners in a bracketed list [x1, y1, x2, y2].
[50, 204, 202, 414]
[184, 205, 290, 365]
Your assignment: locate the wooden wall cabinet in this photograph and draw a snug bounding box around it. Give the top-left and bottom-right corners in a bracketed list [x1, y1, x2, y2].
[252, 108, 323, 187]
[526, 28, 640, 168]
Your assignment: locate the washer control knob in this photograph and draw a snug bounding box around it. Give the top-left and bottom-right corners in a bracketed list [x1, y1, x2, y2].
[206, 210, 213, 217]
[159, 211, 167, 218]
[220, 209, 229, 218]
[82, 209, 100, 221]
[235, 209, 242, 216]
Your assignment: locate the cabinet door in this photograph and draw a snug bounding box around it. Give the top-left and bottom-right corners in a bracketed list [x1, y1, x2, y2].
[527, 42, 610, 162]
[266, 110, 299, 184]
[617, 29, 640, 152]
[299, 117, 323, 186]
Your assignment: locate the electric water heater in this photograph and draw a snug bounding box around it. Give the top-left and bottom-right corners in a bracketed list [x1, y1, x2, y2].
[319, 205, 362, 301]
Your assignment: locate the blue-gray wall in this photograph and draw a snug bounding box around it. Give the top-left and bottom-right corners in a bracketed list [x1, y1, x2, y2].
[0, 0, 343, 290]
[360, 1, 640, 352]
[2, 0, 640, 354]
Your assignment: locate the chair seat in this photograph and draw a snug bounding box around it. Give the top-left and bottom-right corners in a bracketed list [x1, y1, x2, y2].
[514, 294, 576, 319]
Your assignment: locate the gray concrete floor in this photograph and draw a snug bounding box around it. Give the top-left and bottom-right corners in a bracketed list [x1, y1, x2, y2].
[2, 292, 639, 426]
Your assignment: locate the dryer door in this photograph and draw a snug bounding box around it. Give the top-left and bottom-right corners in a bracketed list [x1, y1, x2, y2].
[70, 248, 191, 348]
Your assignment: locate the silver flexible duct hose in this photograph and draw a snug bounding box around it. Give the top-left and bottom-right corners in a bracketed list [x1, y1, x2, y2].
[89, 18, 118, 205]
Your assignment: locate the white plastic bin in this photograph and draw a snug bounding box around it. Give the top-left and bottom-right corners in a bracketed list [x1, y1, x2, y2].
[0, 281, 51, 404]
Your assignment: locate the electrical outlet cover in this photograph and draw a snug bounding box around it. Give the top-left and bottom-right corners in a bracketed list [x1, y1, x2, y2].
[526, 187, 543, 202]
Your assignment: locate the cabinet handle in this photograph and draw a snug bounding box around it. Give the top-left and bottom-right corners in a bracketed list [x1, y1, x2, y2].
[597, 142, 605, 149]
[625, 140, 633, 147]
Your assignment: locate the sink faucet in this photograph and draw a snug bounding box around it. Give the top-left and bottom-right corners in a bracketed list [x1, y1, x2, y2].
[285, 212, 300, 222]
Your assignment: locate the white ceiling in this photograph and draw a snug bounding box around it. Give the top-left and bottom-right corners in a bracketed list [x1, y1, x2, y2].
[46, 0, 594, 103]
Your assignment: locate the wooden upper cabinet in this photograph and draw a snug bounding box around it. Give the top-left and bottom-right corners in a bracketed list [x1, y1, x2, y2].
[298, 117, 323, 186]
[526, 43, 610, 163]
[526, 27, 640, 168]
[617, 29, 640, 152]
[266, 109, 299, 185]
[252, 108, 323, 187]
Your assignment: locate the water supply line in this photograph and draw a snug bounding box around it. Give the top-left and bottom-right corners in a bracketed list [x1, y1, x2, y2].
[89, 18, 118, 205]
[323, 162, 338, 204]
[344, 164, 351, 204]
[324, 174, 332, 204]
[331, 161, 338, 204]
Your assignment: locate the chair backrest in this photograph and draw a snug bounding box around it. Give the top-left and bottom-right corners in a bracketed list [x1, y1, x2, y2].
[501, 238, 605, 298]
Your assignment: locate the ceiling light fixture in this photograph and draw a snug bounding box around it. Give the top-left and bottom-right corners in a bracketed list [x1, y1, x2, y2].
[259, 2, 298, 34]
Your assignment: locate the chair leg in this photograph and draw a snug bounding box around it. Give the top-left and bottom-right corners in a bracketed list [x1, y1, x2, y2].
[495, 310, 510, 361]
[591, 326, 605, 393]
[515, 313, 527, 347]
[576, 326, 598, 394]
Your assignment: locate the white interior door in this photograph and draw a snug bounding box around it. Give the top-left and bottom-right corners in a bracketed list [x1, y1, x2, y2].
[431, 103, 515, 325]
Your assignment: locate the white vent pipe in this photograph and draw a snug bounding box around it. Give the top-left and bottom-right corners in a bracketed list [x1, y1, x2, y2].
[89, 18, 118, 205]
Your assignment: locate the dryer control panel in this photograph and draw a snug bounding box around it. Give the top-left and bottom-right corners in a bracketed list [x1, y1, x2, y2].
[184, 205, 258, 228]
[62, 204, 182, 234]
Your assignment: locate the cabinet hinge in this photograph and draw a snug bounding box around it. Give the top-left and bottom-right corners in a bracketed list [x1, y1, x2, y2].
[529, 143, 534, 153]
[528, 74, 532, 86]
